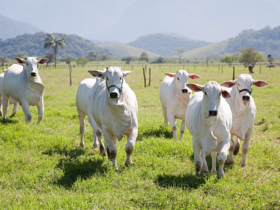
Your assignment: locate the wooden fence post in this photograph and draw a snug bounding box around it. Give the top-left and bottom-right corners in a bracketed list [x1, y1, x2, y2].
[149, 68, 151, 86]
[233, 66, 235, 80]
[259, 64, 261, 74]
[143, 68, 146, 87]
[69, 65, 72, 86]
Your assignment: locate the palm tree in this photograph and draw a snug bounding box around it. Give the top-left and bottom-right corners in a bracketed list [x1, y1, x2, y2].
[44, 34, 66, 67]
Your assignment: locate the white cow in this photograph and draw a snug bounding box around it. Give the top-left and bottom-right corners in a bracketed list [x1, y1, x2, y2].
[0, 72, 19, 117]
[220, 74, 269, 167]
[87, 67, 138, 169]
[185, 81, 232, 178]
[160, 70, 200, 139]
[3, 57, 48, 123]
[76, 77, 106, 155]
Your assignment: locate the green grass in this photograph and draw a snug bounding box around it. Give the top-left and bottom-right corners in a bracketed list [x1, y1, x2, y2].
[0, 64, 279, 209]
[181, 39, 229, 59]
[99, 44, 159, 58]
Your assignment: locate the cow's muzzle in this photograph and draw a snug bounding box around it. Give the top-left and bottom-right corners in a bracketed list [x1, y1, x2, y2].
[182, 89, 188, 93]
[209, 110, 218, 116]
[31, 72, 37, 77]
[242, 96, 250, 101]
[110, 92, 118, 98]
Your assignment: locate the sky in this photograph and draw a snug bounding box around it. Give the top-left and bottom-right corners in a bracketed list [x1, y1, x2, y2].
[0, 0, 280, 43]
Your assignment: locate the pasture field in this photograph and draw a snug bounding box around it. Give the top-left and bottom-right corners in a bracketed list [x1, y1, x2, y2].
[0, 64, 279, 209]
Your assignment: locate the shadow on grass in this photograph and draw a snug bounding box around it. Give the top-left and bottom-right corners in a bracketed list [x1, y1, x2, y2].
[138, 125, 173, 140]
[155, 173, 209, 189]
[42, 146, 85, 158]
[0, 118, 18, 125]
[55, 158, 107, 188]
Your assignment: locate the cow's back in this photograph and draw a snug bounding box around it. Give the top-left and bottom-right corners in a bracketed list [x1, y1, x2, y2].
[76, 78, 96, 115]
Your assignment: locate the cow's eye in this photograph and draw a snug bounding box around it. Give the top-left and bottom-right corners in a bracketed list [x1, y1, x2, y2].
[205, 92, 207, 96]
[106, 78, 109, 80]
[26, 63, 28, 65]
[120, 78, 122, 80]
[219, 93, 221, 96]
[177, 78, 180, 80]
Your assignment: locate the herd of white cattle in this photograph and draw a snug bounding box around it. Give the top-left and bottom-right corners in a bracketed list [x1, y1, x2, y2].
[0, 57, 269, 178]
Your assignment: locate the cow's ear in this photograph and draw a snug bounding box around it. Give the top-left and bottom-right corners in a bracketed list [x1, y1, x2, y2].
[164, 73, 176, 77]
[38, 58, 48, 64]
[253, 80, 269, 88]
[221, 88, 231, 98]
[188, 74, 200, 80]
[220, 80, 237, 88]
[88, 70, 105, 78]
[15, 57, 25, 64]
[186, 84, 204, 92]
[122, 71, 131, 78]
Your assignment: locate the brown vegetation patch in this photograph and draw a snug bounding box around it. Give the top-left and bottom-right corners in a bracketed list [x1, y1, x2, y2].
[254, 121, 266, 126]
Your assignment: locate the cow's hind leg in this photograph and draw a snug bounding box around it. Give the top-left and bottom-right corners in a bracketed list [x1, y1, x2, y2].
[179, 120, 185, 140]
[226, 137, 235, 164]
[233, 136, 240, 156]
[125, 127, 138, 167]
[193, 137, 202, 176]
[3, 93, 9, 119]
[10, 102, 19, 117]
[21, 100, 32, 123]
[201, 151, 208, 173]
[217, 137, 231, 178]
[36, 97, 44, 123]
[78, 109, 86, 148]
[211, 152, 217, 173]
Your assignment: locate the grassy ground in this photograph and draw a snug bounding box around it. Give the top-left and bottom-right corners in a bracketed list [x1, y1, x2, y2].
[0, 64, 279, 209]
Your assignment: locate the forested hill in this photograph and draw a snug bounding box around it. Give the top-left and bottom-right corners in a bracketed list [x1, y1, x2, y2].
[127, 33, 210, 57]
[0, 32, 104, 59]
[0, 15, 41, 40]
[223, 26, 280, 57]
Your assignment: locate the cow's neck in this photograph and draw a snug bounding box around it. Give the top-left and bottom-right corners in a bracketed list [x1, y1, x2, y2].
[172, 80, 190, 106]
[22, 67, 44, 93]
[232, 87, 249, 116]
[106, 89, 132, 140]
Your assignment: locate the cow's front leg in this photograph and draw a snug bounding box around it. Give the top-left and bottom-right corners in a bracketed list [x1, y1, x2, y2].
[125, 127, 137, 167]
[167, 110, 177, 140]
[179, 120, 185, 140]
[36, 97, 44, 123]
[241, 128, 253, 167]
[193, 137, 202, 176]
[211, 151, 217, 173]
[2, 93, 9, 119]
[201, 150, 208, 173]
[226, 137, 235, 164]
[21, 100, 32, 123]
[103, 127, 118, 169]
[233, 136, 240, 156]
[10, 102, 19, 117]
[217, 137, 231, 178]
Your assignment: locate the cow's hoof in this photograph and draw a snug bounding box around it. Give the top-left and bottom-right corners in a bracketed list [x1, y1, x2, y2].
[241, 163, 246, 168]
[217, 171, 225, 179]
[92, 144, 99, 151]
[233, 146, 240, 156]
[226, 158, 234, 165]
[80, 143, 85, 148]
[99, 145, 107, 156]
[125, 161, 133, 167]
[211, 169, 216, 174]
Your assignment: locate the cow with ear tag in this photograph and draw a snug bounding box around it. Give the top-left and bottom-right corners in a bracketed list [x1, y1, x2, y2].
[3, 57, 48, 123]
[87, 66, 138, 170]
[220, 74, 269, 167]
[160, 70, 200, 140]
[185, 81, 232, 178]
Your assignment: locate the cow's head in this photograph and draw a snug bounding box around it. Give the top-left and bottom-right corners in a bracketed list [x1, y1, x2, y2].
[220, 74, 269, 105]
[15, 57, 48, 78]
[187, 81, 231, 118]
[164, 70, 200, 94]
[88, 67, 131, 103]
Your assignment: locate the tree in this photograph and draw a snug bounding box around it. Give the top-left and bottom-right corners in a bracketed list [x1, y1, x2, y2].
[64, 56, 74, 64]
[100, 53, 111, 61]
[239, 48, 264, 68]
[44, 52, 55, 66]
[121, 56, 137, 62]
[44, 34, 66, 68]
[14, 51, 28, 58]
[76, 57, 89, 66]
[139, 52, 149, 62]
[175, 48, 185, 63]
[220, 53, 239, 67]
[151, 56, 166, 64]
[86, 51, 100, 61]
[267, 55, 275, 64]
